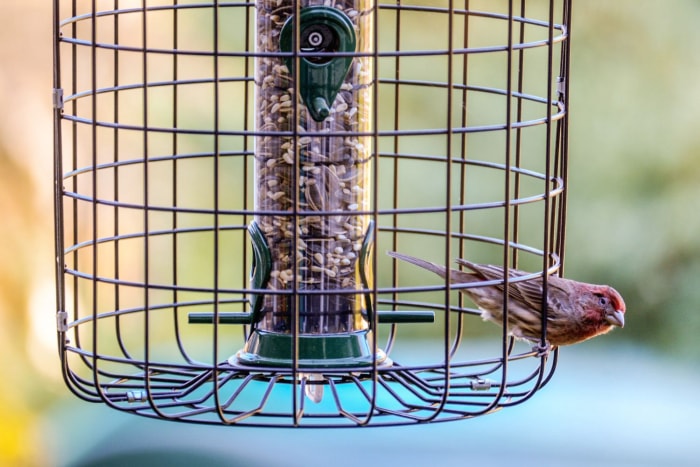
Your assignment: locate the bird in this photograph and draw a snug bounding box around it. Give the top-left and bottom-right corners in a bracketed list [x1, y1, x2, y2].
[387, 251, 625, 349]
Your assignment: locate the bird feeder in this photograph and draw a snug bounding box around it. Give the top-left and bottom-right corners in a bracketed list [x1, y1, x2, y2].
[53, 0, 571, 426]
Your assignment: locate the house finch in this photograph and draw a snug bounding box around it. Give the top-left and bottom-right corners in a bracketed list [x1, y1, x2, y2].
[387, 251, 625, 348]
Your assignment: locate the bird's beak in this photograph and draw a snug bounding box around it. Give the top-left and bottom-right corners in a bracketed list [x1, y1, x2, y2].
[606, 309, 625, 328]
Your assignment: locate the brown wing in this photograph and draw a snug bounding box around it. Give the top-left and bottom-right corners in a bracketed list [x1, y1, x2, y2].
[455, 259, 557, 312]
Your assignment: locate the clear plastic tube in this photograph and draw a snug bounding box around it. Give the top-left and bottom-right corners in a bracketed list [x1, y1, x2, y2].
[253, 0, 373, 334]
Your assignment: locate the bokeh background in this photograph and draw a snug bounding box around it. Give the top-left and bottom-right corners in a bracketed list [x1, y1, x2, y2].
[1, 0, 700, 465]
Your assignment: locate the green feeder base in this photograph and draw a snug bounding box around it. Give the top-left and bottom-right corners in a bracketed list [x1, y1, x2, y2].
[231, 329, 390, 369]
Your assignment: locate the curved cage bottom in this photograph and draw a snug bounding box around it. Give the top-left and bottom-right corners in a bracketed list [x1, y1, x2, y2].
[61, 342, 558, 427]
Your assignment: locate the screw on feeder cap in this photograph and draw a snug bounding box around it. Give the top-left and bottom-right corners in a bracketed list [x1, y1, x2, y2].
[279, 6, 357, 122]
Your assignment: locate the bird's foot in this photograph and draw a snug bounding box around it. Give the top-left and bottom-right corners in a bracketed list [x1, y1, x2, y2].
[532, 342, 552, 358]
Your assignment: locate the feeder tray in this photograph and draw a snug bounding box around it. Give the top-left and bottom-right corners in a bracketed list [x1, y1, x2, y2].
[53, 0, 571, 427]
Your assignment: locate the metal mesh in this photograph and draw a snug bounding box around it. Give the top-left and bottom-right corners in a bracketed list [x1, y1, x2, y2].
[53, 0, 571, 427]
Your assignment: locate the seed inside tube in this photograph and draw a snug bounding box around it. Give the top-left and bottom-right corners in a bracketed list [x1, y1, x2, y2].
[267, 191, 285, 200]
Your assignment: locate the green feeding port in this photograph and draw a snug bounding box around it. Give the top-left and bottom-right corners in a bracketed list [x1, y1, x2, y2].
[279, 6, 357, 121]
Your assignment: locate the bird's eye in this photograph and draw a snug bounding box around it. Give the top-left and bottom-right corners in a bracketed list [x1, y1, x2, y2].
[596, 294, 609, 307]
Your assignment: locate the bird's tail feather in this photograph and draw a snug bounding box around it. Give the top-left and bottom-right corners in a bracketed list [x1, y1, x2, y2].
[386, 251, 448, 279]
[454, 257, 480, 272]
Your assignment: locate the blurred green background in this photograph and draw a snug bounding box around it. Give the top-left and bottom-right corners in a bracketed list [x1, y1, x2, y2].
[1, 0, 700, 465]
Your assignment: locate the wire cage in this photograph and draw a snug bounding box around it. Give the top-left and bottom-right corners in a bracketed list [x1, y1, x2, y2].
[53, 0, 571, 427]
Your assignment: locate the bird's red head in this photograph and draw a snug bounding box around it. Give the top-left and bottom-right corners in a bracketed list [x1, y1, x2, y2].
[592, 285, 626, 328]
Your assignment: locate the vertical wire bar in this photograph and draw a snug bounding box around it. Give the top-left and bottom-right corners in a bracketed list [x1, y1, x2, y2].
[450, 1, 507, 419]
[291, 0, 301, 425]
[141, 0, 151, 407]
[70, 0, 86, 372]
[138, 4, 182, 421]
[141, 1, 159, 417]
[556, 0, 572, 277]
[538, 0, 557, 354]
[62, 30, 103, 396]
[53, 0, 68, 373]
[549, 0, 564, 264]
[212, 1, 221, 417]
[366, 0, 381, 427]
[112, 0, 132, 363]
[242, 0, 253, 343]
[448, 0, 471, 361]
[386, 0, 403, 357]
[170, 1, 191, 365]
[438, 0, 456, 421]
[215, 1, 222, 370]
[499, 0, 515, 407]
[70, 0, 96, 385]
[211, 2, 228, 425]
[171, 1, 180, 359]
[511, 0, 526, 269]
[540, 0, 568, 383]
[112, 0, 122, 356]
[90, 0, 102, 401]
[59, 0, 98, 399]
